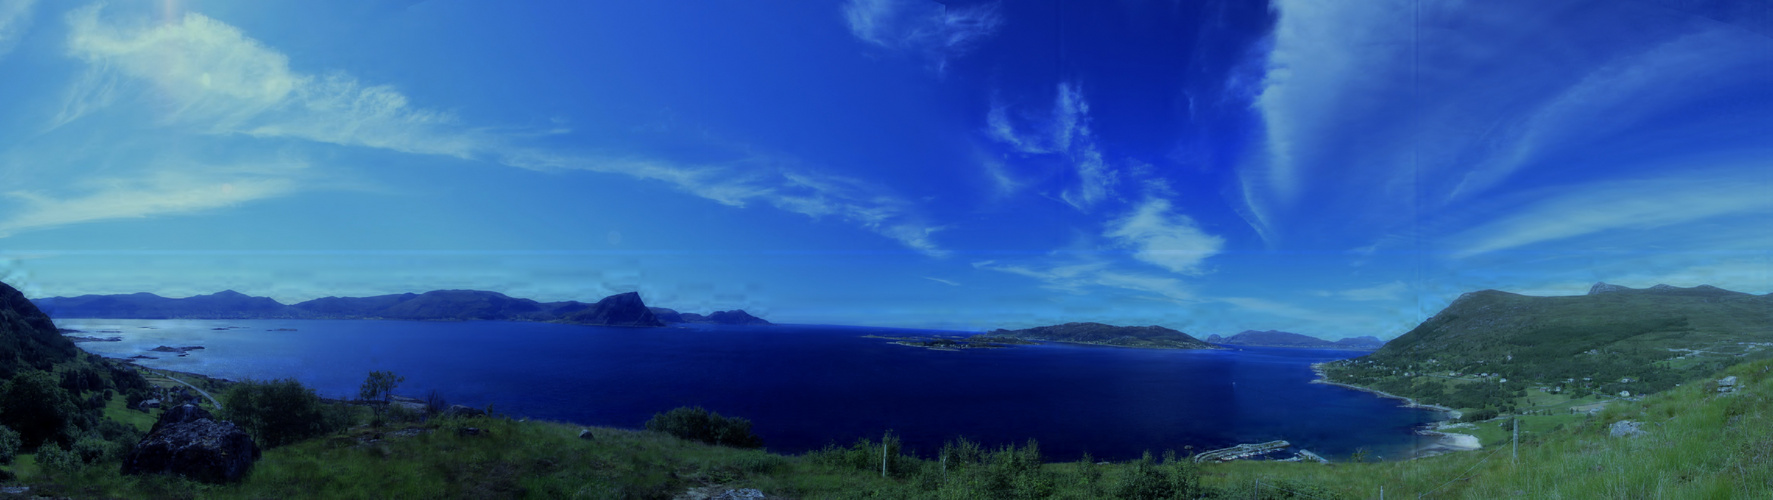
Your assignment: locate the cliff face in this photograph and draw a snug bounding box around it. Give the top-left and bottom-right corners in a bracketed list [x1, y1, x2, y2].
[0, 281, 78, 375]
[561, 292, 665, 327]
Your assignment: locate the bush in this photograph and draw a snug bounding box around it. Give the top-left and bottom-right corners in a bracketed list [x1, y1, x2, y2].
[35, 441, 81, 474]
[644, 406, 763, 448]
[70, 435, 119, 464]
[221, 378, 348, 448]
[0, 425, 18, 465]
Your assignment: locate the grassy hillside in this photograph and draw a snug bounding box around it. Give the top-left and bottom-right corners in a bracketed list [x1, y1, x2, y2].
[9, 356, 1768, 499]
[1323, 284, 1773, 412]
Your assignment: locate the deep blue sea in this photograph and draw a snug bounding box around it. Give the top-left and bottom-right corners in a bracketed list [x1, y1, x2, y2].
[65, 319, 1442, 461]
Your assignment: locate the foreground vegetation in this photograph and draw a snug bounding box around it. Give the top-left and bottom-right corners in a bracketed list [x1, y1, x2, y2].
[0, 355, 1765, 498]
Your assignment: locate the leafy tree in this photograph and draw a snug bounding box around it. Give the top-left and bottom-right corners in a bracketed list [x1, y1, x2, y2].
[0, 370, 79, 449]
[360, 371, 405, 428]
[0, 425, 19, 465]
[223, 378, 346, 448]
[644, 406, 762, 448]
[359, 371, 404, 404]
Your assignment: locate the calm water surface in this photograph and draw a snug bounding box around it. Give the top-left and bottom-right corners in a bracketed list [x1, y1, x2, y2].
[67, 319, 1440, 461]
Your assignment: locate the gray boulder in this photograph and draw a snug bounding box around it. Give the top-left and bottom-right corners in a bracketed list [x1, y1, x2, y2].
[1609, 420, 1645, 438]
[121, 404, 260, 483]
[442, 405, 486, 418]
[578, 428, 595, 440]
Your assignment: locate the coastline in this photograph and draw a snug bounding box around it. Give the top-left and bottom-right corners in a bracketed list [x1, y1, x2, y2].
[1309, 362, 1482, 459]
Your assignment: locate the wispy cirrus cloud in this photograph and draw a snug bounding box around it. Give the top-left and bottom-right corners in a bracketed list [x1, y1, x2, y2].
[843, 0, 1002, 73]
[985, 82, 1118, 211]
[503, 152, 949, 257]
[33, 5, 950, 255]
[0, 163, 303, 237]
[1447, 166, 1773, 259]
[0, 0, 34, 58]
[922, 276, 960, 286]
[1313, 280, 1407, 302]
[973, 258, 1194, 303]
[1245, 0, 1773, 246]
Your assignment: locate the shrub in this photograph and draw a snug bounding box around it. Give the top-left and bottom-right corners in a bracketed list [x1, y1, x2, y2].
[0, 425, 18, 465]
[35, 441, 81, 474]
[424, 389, 449, 414]
[222, 378, 347, 448]
[70, 435, 118, 464]
[644, 406, 763, 448]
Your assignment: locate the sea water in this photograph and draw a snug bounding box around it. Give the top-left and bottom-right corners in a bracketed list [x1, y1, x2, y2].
[65, 319, 1441, 461]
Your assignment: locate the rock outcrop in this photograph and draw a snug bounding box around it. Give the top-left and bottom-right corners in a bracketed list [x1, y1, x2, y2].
[560, 292, 665, 327]
[121, 404, 260, 483]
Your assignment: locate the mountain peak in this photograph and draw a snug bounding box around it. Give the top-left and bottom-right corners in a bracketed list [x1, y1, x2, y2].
[1588, 282, 1629, 295]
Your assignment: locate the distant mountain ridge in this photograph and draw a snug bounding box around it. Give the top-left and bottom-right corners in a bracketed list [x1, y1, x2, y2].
[978, 322, 1219, 350]
[31, 289, 769, 328]
[1204, 330, 1384, 350]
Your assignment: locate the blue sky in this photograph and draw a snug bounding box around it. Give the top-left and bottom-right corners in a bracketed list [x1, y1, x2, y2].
[1, 0, 1769, 338]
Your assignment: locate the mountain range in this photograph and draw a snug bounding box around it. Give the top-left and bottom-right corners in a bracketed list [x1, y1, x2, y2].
[1205, 330, 1385, 350]
[30, 290, 770, 328]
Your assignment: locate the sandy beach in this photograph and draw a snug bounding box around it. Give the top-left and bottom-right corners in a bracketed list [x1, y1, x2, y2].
[1309, 362, 1483, 458]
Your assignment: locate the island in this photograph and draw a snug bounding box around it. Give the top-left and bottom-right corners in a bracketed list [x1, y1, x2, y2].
[977, 322, 1221, 350]
[862, 335, 1025, 351]
[1205, 330, 1385, 350]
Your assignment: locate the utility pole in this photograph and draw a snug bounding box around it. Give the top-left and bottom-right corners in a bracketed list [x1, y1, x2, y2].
[1512, 418, 1519, 464]
[881, 432, 889, 478]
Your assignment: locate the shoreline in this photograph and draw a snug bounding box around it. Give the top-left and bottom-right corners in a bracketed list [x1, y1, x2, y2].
[1309, 362, 1481, 459]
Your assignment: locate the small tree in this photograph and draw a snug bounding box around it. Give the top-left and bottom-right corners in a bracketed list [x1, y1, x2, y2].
[0, 425, 20, 465]
[223, 378, 342, 448]
[359, 371, 404, 428]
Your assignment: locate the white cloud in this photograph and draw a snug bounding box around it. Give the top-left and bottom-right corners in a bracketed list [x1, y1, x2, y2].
[64, 6, 483, 156]
[1448, 166, 1773, 258]
[843, 0, 1002, 72]
[0, 164, 302, 237]
[0, 0, 35, 58]
[1104, 198, 1224, 275]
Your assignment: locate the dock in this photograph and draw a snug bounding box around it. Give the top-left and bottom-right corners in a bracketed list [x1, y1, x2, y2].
[1194, 440, 1290, 462]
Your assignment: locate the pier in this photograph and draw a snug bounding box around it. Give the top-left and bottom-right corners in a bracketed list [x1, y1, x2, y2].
[1194, 440, 1290, 462]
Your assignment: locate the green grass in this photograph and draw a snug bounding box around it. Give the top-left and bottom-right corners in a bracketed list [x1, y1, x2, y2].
[103, 392, 160, 432]
[11, 358, 1773, 498]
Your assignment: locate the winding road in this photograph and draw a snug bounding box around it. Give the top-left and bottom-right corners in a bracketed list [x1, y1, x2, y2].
[160, 374, 223, 410]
